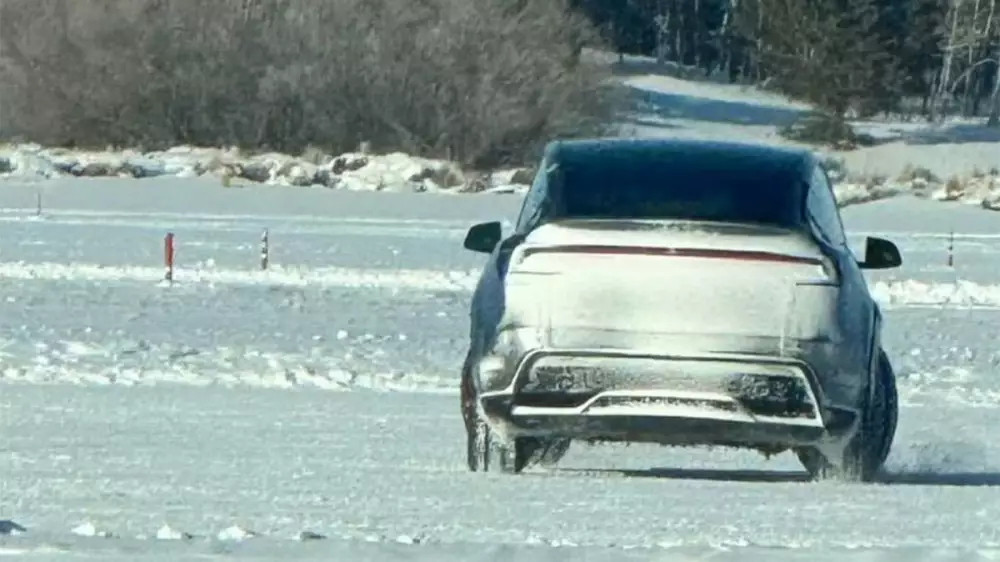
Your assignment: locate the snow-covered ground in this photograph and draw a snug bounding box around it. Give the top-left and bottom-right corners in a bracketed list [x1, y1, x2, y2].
[3, 51, 1000, 561]
[615, 62, 1000, 180]
[2, 179, 1000, 561]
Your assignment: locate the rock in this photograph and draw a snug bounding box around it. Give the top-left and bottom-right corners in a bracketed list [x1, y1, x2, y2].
[271, 161, 318, 186]
[285, 163, 317, 186]
[47, 157, 78, 176]
[459, 172, 491, 193]
[296, 530, 327, 541]
[315, 168, 340, 188]
[74, 161, 122, 177]
[407, 164, 465, 189]
[121, 158, 166, 178]
[236, 162, 271, 183]
[509, 167, 535, 185]
[0, 156, 11, 174]
[331, 154, 369, 175]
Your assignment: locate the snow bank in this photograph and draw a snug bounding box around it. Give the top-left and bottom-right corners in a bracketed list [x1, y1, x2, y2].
[5, 142, 1000, 209]
[831, 168, 1000, 209]
[0, 144, 530, 194]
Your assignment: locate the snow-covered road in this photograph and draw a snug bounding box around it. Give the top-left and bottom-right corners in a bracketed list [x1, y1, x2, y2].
[2, 180, 1000, 561]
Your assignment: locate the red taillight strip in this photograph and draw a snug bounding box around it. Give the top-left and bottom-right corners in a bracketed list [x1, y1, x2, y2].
[521, 245, 822, 265]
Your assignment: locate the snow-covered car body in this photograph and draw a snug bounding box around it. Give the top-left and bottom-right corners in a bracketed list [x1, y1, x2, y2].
[460, 138, 902, 479]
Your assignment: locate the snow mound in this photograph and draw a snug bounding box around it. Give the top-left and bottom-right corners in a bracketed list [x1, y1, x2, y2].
[0, 144, 529, 194]
[155, 524, 193, 541]
[871, 279, 1000, 308]
[5, 141, 1000, 208]
[217, 525, 257, 542]
[833, 173, 1000, 210]
[71, 521, 115, 538]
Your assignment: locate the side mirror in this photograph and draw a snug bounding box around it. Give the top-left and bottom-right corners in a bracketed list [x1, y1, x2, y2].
[463, 221, 503, 253]
[859, 236, 902, 270]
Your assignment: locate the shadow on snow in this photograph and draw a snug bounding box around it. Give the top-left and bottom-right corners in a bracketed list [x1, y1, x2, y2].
[548, 467, 1000, 487]
[625, 86, 804, 129]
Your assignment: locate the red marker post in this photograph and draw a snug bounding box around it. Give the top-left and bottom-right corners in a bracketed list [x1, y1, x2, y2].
[164, 232, 175, 282]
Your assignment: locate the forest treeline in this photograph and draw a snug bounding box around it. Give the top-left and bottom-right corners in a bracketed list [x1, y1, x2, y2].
[574, 0, 1000, 125]
[0, 0, 988, 163]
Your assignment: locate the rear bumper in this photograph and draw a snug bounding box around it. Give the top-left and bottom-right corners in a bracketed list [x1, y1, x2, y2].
[483, 402, 835, 448]
[477, 347, 857, 449]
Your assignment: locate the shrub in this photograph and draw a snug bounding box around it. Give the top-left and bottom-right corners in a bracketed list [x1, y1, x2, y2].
[0, 0, 617, 169]
[778, 112, 873, 148]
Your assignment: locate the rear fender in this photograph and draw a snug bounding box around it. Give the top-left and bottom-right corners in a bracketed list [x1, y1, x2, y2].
[866, 308, 882, 404]
[806, 229, 874, 411]
[469, 233, 528, 357]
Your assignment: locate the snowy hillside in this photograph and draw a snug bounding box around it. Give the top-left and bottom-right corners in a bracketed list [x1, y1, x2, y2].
[2, 181, 1000, 560]
[614, 56, 1000, 180]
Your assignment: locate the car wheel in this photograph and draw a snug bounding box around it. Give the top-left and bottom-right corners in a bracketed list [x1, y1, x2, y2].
[460, 359, 475, 434]
[461, 353, 529, 474]
[797, 349, 898, 482]
[466, 414, 528, 474]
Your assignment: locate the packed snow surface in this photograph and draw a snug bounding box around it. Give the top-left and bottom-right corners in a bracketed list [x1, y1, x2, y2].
[1, 179, 1000, 561]
[4, 52, 1000, 562]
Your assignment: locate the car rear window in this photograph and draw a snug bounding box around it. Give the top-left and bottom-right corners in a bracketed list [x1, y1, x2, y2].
[553, 149, 803, 227]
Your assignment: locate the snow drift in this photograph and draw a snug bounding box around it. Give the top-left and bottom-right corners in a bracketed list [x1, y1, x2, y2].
[4, 143, 1000, 210]
[0, 144, 530, 195]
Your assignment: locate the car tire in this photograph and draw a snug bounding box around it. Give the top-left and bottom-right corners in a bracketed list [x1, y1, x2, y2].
[797, 349, 898, 482]
[466, 415, 529, 473]
[462, 357, 529, 473]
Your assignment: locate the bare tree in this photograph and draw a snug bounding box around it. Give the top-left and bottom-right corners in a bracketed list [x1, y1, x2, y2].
[0, 0, 617, 167]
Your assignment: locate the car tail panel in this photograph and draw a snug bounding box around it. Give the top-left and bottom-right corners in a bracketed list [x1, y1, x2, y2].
[502, 220, 840, 354]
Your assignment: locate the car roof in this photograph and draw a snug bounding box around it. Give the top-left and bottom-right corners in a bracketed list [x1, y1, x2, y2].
[545, 137, 814, 178]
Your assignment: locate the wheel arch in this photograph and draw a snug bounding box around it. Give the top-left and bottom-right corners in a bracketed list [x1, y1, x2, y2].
[865, 305, 884, 403]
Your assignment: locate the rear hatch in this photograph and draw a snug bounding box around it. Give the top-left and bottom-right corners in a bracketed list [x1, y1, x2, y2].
[504, 220, 836, 353]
